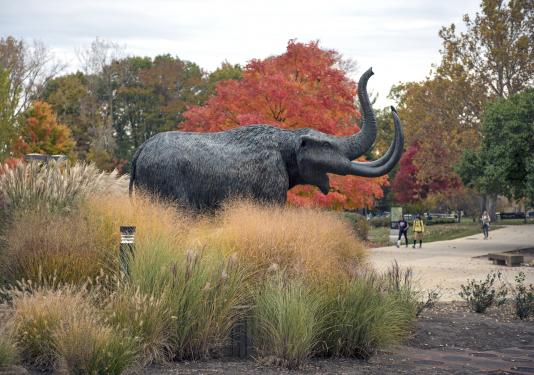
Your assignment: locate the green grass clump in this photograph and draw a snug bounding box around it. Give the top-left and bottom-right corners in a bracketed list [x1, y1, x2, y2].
[252, 275, 324, 369]
[321, 273, 415, 358]
[131, 243, 248, 360]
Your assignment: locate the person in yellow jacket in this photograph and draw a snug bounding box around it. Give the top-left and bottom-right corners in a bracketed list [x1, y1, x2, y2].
[412, 214, 425, 248]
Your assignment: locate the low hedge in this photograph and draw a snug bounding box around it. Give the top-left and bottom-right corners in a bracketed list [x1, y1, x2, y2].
[369, 216, 390, 228]
[425, 217, 457, 225]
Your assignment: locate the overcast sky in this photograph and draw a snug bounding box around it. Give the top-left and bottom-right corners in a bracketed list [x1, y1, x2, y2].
[1, 0, 481, 107]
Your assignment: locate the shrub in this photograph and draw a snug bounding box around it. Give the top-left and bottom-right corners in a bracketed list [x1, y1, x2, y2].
[416, 288, 442, 317]
[369, 216, 390, 228]
[0, 161, 128, 220]
[1, 209, 116, 286]
[350, 214, 370, 240]
[459, 271, 508, 313]
[321, 273, 415, 358]
[514, 272, 534, 320]
[252, 275, 324, 369]
[425, 217, 456, 225]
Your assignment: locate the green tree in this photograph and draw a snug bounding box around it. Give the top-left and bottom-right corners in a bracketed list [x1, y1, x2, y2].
[206, 61, 242, 95]
[393, 0, 533, 216]
[41, 72, 94, 159]
[456, 89, 534, 220]
[438, 0, 533, 98]
[0, 66, 19, 158]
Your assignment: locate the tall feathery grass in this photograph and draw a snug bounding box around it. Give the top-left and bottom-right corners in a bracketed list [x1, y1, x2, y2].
[1, 210, 117, 285]
[189, 200, 367, 280]
[0, 161, 127, 219]
[7, 281, 137, 373]
[104, 284, 172, 365]
[54, 310, 137, 375]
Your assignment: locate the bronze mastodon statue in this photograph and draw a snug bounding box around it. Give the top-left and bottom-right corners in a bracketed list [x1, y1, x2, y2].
[129, 68, 404, 210]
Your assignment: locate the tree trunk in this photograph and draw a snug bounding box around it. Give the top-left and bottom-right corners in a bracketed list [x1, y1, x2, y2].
[486, 194, 497, 222]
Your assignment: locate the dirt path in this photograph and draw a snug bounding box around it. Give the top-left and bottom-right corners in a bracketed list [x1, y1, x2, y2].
[369, 225, 534, 300]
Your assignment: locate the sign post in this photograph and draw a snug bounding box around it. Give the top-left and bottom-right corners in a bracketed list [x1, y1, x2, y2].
[119, 226, 136, 278]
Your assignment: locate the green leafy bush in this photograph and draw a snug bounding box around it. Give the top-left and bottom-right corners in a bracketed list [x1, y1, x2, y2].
[459, 271, 508, 313]
[514, 272, 534, 320]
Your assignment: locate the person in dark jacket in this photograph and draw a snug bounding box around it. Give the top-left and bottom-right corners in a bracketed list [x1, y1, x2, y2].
[396, 215, 409, 248]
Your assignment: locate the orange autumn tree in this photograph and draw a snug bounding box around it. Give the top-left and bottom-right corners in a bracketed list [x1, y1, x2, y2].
[12, 100, 75, 157]
[182, 40, 387, 209]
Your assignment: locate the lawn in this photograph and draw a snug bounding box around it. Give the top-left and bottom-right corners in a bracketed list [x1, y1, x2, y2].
[367, 222, 504, 247]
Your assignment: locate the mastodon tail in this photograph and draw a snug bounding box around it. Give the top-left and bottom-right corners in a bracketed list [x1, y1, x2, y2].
[129, 143, 145, 198]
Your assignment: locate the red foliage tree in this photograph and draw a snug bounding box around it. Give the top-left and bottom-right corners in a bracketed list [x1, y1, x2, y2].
[182, 40, 387, 209]
[392, 142, 461, 204]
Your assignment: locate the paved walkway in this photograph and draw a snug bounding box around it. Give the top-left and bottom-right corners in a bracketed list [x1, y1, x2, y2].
[369, 225, 534, 300]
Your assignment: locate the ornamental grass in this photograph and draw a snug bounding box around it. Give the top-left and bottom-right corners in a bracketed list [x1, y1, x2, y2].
[0, 170, 417, 372]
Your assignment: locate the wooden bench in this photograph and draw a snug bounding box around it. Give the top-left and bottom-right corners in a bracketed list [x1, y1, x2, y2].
[488, 253, 524, 266]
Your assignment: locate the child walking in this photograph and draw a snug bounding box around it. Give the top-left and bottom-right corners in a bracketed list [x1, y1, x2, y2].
[412, 214, 425, 248]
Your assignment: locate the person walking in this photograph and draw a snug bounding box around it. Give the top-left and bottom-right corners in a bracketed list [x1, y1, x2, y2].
[412, 214, 425, 248]
[396, 215, 409, 248]
[481, 211, 490, 240]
